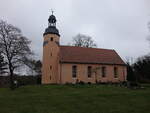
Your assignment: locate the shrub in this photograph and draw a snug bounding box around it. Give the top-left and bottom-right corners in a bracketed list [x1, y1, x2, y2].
[87, 82, 91, 85]
[65, 82, 73, 85]
[78, 81, 85, 85]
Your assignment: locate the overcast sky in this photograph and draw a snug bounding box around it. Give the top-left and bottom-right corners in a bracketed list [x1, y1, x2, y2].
[0, 0, 150, 62]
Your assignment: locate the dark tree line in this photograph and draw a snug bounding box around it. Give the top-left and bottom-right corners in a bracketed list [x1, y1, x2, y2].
[127, 55, 150, 83]
[133, 55, 150, 82]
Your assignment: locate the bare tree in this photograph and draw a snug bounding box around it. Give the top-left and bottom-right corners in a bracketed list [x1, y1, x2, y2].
[71, 34, 97, 48]
[32, 60, 42, 75]
[24, 59, 42, 76]
[0, 20, 32, 89]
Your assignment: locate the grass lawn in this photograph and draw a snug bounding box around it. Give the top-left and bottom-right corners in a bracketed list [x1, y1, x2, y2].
[0, 84, 150, 113]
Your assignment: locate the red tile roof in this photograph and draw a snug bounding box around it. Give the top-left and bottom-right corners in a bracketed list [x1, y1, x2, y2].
[60, 46, 126, 65]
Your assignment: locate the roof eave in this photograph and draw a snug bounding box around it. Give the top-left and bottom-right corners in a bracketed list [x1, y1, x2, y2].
[59, 61, 127, 66]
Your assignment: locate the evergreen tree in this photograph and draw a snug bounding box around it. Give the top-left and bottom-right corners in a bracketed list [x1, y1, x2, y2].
[133, 55, 150, 82]
[126, 63, 136, 82]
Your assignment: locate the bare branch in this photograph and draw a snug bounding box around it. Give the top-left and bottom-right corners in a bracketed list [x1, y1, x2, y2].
[71, 34, 97, 48]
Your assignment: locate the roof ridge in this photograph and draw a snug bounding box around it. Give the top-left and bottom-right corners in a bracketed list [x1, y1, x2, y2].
[60, 45, 114, 51]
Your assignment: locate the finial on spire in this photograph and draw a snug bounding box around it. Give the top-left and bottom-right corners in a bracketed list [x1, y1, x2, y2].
[51, 9, 54, 15]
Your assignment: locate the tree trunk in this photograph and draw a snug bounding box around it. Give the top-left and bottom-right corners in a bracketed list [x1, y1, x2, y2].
[9, 63, 14, 90]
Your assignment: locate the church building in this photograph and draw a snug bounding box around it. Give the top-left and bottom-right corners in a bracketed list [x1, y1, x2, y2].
[42, 13, 127, 84]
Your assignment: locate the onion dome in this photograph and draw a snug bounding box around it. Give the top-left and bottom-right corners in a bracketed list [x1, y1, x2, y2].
[43, 12, 60, 36]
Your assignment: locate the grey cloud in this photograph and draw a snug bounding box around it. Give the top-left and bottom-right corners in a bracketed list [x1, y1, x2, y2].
[0, 0, 150, 61]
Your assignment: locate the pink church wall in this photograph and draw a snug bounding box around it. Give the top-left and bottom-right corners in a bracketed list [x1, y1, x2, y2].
[60, 63, 127, 84]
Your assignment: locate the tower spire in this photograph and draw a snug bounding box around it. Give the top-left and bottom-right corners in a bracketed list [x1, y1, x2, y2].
[51, 9, 54, 15]
[43, 11, 60, 36]
[48, 11, 56, 27]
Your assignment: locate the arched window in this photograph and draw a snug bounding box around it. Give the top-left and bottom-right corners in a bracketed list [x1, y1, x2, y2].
[72, 65, 77, 78]
[50, 37, 53, 41]
[50, 66, 52, 70]
[102, 67, 106, 77]
[87, 66, 92, 78]
[114, 67, 118, 78]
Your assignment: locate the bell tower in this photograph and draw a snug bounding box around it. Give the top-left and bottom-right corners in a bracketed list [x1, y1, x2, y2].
[42, 12, 60, 84]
